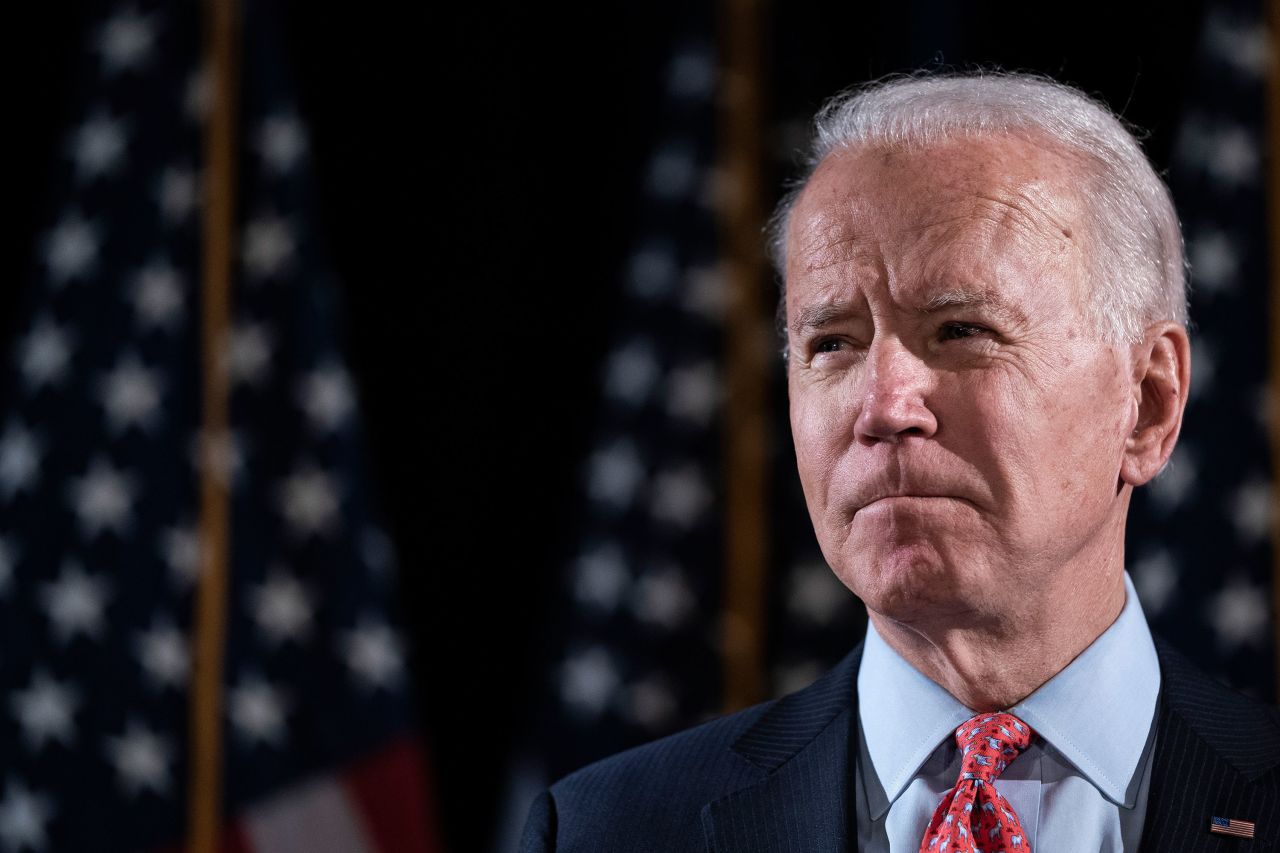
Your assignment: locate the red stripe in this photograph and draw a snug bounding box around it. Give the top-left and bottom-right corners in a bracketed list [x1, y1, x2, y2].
[342, 735, 442, 853]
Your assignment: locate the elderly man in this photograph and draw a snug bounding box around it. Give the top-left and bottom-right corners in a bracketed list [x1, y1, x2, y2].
[521, 73, 1279, 852]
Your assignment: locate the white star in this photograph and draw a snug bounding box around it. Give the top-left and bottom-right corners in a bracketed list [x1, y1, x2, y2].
[242, 213, 296, 279]
[105, 720, 173, 796]
[666, 361, 720, 425]
[67, 457, 137, 539]
[622, 675, 677, 730]
[667, 45, 715, 99]
[586, 440, 646, 510]
[250, 569, 314, 644]
[131, 259, 186, 331]
[341, 619, 405, 690]
[787, 562, 849, 625]
[9, 670, 79, 750]
[157, 165, 199, 225]
[160, 522, 201, 589]
[1189, 231, 1239, 296]
[0, 780, 54, 853]
[277, 465, 341, 537]
[631, 565, 696, 629]
[190, 429, 244, 488]
[135, 618, 189, 691]
[226, 322, 274, 386]
[18, 318, 74, 389]
[627, 242, 678, 299]
[39, 562, 111, 644]
[185, 66, 211, 122]
[1207, 576, 1269, 650]
[97, 9, 157, 74]
[604, 341, 661, 406]
[98, 354, 163, 433]
[42, 214, 100, 284]
[650, 463, 712, 527]
[1132, 549, 1179, 615]
[646, 140, 697, 199]
[572, 543, 630, 611]
[1231, 478, 1271, 544]
[1206, 125, 1260, 186]
[0, 537, 14, 597]
[68, 110, 128, 181]
[0, 422, 43, 499]
[1147, 445, 1197, 511]
[228, 675, 290, 747]
[682, 264, 727, 321]
[255, 114, 309, 174]
[297, 365, 356, 431]
[559, 647, 621, 717]
[1206, 14, 1271, 78]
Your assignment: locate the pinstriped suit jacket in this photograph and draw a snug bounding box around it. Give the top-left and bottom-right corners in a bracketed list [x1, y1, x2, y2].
[521, 635, 1279, 852]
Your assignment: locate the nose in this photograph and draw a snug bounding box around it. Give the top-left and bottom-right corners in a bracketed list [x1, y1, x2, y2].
[854, 338, 938, 445]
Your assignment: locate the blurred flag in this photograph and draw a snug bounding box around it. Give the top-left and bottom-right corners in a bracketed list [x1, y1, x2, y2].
[0, 2, 438, 851]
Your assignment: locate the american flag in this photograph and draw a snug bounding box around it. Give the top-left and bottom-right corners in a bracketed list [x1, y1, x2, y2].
[0, 2, 435, 851]
[1209, 815, 1257, 839]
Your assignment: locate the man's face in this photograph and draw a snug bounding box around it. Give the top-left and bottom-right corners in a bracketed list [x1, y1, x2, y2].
[784, 136, 1138, 629]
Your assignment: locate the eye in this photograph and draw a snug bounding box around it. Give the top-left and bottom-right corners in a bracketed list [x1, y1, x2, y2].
[938, 321, 989, 341]
[814, 337, 845, 353]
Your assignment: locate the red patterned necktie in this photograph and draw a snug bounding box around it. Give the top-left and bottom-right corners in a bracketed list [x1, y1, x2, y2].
[918, 712, 1034, 853]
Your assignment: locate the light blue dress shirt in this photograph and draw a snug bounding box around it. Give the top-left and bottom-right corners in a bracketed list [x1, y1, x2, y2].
[854, 571, 1161, 852]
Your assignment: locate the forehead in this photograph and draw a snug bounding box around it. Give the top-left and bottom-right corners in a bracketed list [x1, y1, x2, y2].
[785, 135, 1088, 311]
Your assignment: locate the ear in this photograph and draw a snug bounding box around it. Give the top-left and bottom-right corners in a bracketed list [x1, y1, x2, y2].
[1120, 322, 1191, 487]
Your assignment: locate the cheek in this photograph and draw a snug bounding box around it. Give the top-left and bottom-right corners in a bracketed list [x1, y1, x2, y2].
[789, 381, 852, 504]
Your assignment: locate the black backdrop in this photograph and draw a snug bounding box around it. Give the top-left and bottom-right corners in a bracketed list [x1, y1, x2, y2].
[6, 2, 1213, 850]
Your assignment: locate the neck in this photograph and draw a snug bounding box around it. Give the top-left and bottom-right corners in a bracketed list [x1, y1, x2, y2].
[866, 565, 1127, 712]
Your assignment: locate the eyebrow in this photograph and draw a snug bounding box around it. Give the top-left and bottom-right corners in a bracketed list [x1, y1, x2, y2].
[789, 288, 1026, 335]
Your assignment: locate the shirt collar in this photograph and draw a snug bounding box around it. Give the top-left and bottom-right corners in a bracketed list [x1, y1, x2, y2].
[857, 570, 1161, 814]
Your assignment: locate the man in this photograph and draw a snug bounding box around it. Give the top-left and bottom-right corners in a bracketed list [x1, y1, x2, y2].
[521, 73, 1279, 852]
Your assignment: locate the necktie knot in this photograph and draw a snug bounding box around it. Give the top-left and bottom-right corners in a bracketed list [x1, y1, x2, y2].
[954, 712, 1033, 784]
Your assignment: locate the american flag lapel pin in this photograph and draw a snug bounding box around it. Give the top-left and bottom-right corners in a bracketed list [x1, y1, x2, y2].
[1209, 816, 1256, 839]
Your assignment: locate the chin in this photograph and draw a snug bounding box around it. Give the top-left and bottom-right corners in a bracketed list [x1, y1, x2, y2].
[832, 544, 982, 625]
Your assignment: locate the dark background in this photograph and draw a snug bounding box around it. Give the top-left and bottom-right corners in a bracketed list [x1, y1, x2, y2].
[6, 2, 1217, 850]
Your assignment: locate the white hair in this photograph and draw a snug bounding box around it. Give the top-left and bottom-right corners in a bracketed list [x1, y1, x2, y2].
[768, 72, 1188, 344]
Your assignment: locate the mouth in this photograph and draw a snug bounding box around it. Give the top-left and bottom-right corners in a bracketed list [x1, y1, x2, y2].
[857, 494, 970, 512]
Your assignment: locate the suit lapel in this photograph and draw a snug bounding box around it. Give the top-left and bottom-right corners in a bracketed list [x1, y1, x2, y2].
[1138, 636, 1280, 853]
[701, 644, 863, 853]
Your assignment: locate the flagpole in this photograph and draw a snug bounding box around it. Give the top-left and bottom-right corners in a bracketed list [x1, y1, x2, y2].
[190, 0, 240, 849]
[717, 0, 771, 712]
[1267, 0, 1280, 704]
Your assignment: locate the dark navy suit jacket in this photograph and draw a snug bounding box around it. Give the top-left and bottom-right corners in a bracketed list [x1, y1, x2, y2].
[521, 635, 1279, 852]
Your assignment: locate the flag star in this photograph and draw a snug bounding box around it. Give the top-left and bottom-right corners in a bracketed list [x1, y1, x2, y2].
[341, 619, 405, 690]
[242, 213, 297, 279]
[1189, 231, 1239, 296]
[99, 354, 164, 433]
[255, 114, 309, 174]
[559, 647, 621, 717]
[227, 321, 274, 386]
[666, 362, 720, 425]
[131, 259, 186, 331]
[1206, 125, 1260, 186]
[645, 140, 698, 200]
[627, 242, 678, 299]
[623, 675, 677, 730]
[297, 364, 356, 431]
[650, 463, 712, 527]
[278, 465, 341, 537]
[190, 429, 245, 488]
[185, 66, 211, 122]
[67, 457, 137, 539]
[631, 565, 696, 629]
[0, 537, 14, 597]
[160, 522, 201, 589]
[18, 318, 74, 390]
[105, 720, 173, 796]
[586, 440, 646, 510]
[1146, 445, 1197, 511]
[42, 214, 100, 284]
[157, 165, 199, 225]
[787, 562, 848, 625]
[40, 562, 111, 644]
[228, 675, 290, 747]
[1206, 14, 1271, 78]
[0, 780, 54, 853]
[667, 45, 715, 99]
[135, 619, 189, 691]
[250, 569, 314, 644]
[0, 422, 43, 499]
[68, 110, 128, 180]
[10, 670, 79, 750]
[604, 341, 661, 406]
[572, 543, 630, 611]
[1132, 549, 1178, 615]
[1207, 577, 1269, 649]
[97, 9, 157, 74]
[682, 264, 728, 321]
[1231, 478, 1271, 544]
